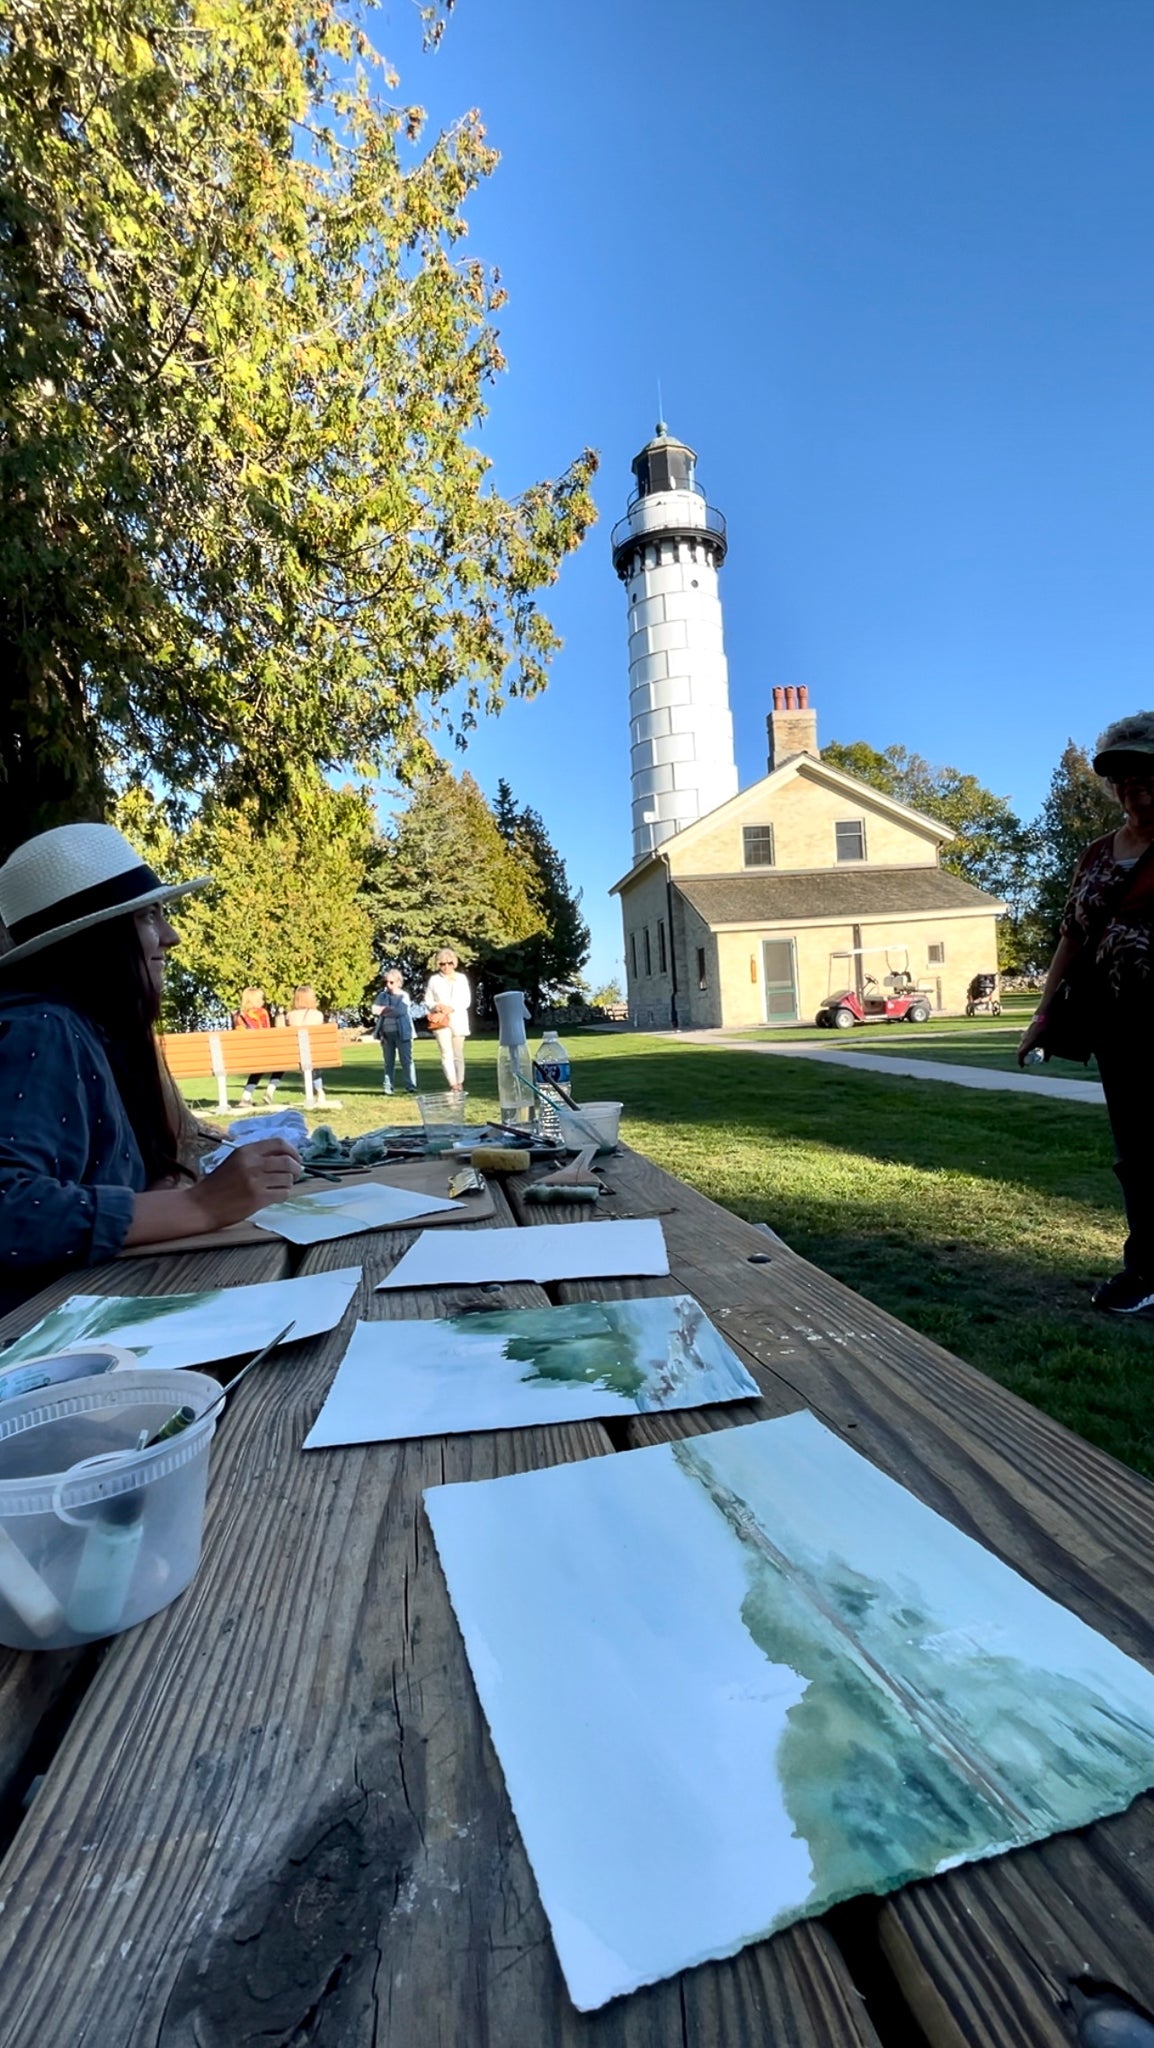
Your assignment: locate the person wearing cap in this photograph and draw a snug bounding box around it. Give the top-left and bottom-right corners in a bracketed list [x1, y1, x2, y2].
[0, 823, 301, 1312]
[1018, 712, 1154, 1313]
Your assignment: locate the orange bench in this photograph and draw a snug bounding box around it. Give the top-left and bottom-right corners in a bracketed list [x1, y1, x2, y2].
[159, 1025, 343, 1112]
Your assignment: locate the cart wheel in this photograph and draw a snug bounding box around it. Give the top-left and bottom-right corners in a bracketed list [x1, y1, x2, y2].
[833, 1007, 856, 1029]
[965, 1002, 975, 1016]
[907, 1003, 930, 1023]
[991, 1002, 1002, 1016]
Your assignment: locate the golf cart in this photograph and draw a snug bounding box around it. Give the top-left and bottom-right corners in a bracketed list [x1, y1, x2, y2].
[815, 948, 934, 1029]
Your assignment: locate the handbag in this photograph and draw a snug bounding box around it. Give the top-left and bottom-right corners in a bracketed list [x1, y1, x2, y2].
[1043, 839, 1154, 1063]
[426, 1003, 452, 1032]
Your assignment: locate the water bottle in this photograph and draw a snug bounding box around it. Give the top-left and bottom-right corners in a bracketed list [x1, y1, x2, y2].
[534, 1030, 571, 1142]
[1023, 1046, 1045, 1066]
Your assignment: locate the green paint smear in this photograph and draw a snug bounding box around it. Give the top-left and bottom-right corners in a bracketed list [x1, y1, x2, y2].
[5, 1289, 221, 1364]
[450, 1303, 646, 1398]
[672, 1438, 1154, 1920]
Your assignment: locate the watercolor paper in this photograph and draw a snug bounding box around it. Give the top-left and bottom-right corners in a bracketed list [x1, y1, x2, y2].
[2, 1268, 361, 1373]
[376, 1217, 668, 1291]
[303, 1295, 758, 1447]
[425, 1410, 1154, 2011]
[251, 1180, 458, 1244]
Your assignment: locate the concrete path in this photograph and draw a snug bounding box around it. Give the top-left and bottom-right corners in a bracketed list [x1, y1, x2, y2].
[680, 1034, 1105, 1104]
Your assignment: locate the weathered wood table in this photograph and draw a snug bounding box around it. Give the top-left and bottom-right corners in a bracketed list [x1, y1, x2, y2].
[0, 1151, 1152, 2047]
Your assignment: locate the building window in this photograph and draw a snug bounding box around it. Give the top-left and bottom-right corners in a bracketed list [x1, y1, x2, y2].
[835, 819, 866, 863]
[928, 941, 945, 965]
[643, 927, 652, 976]
[658, 920, 667, 973]
[629, 932, 637, 978]
[696, 947, 707, 990]
[743, 824, 775, 868]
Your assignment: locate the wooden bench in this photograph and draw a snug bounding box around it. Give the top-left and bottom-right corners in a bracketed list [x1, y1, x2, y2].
[159, 1024, 343, 1111]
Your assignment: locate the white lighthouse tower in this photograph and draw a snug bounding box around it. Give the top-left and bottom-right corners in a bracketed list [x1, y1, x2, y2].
[612, 424, 738, 864]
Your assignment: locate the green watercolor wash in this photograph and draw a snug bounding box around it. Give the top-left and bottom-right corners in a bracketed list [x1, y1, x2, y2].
[672, 1436, 1154, 1915]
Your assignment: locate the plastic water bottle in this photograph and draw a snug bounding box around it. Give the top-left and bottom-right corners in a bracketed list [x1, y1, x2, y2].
[534, 1030, 571, 1142]
[1023, 1046, 1045, 1067]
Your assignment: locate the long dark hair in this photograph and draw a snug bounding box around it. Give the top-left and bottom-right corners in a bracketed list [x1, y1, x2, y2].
[2, 912, 187, 1184]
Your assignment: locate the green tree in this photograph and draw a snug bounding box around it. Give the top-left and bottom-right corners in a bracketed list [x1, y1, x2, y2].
[591, 979, 623, 1007]
[822, 740, 1031, 901]
[370, 765, 542, 996]
[0, 0, 597, 855]
[1030, 740, 1121, 957]
[117, 784, 376, 1025]
[491, 777, 590, 1007]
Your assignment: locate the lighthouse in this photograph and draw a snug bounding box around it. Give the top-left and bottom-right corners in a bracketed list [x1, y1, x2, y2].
[611, 424, 738, 864]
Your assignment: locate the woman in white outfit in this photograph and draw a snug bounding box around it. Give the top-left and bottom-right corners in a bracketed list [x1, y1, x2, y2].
[424, 947, 471, 1089]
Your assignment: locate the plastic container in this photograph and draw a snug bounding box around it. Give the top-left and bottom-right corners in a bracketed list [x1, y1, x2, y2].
[556, 1101, 623, 1155]
[533, 1030, 571, 1143]
[0, 1345, 134, 1408]
[0, 1370, 220, 1650]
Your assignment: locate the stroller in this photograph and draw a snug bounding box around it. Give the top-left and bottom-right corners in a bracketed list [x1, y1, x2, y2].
[965, 972, 1001, 1017]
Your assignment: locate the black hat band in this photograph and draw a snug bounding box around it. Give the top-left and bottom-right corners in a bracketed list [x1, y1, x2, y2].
[7, 863, 165, 945]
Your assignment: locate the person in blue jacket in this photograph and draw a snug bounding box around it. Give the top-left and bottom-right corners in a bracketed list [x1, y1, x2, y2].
[371, 968, 419, 1094]
[0, 823, 301, 1313]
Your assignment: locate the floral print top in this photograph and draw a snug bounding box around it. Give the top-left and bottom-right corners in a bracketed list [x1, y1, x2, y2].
[1061, 834, 1154, 1002]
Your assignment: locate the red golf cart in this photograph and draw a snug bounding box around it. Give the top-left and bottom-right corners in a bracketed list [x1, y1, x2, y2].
[815, 949, 934, 1029]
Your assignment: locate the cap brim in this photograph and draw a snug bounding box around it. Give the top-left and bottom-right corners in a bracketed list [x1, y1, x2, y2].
[0, 875, 212, 968]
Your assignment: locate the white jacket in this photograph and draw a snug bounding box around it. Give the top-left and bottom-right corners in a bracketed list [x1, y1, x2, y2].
[424, 971, 471, 1037]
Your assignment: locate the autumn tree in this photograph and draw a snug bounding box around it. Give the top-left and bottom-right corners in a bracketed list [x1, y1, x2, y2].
[0, 0, 597, 855]
[117, 784, 376, 1026]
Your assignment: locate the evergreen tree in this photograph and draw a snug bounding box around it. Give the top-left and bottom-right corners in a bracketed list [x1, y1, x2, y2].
[116, 784, 376, 1026]
[1030, 741, 1121, 955]
[370, 767, 543, 997]
[0, 0, 597, 854]
[492, 778, 591, 1008]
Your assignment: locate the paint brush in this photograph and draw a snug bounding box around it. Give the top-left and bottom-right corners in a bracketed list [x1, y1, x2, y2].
[143, 1320, 298, 1447]
[531, 1061, 580, 1112]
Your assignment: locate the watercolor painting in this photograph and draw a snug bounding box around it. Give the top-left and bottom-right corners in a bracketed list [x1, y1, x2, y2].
[377, 1216, 668, 1290]
[304, 1295, 759, 1447]
[1, 1267, 361, 1373]
[425, 1410, 1154, 2012]
[251, 1181, 458, 1244]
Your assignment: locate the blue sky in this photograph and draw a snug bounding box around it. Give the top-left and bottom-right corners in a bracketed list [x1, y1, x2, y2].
[378, 0, 1154, 988]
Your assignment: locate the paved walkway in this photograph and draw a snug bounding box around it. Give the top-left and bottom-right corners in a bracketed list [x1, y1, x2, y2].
[681, 1034, 1105, 1103]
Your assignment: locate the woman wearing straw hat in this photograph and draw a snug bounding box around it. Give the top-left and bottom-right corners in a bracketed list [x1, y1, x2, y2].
[1018, 711, 1154, 1313]
[0, 823, 301, 1311]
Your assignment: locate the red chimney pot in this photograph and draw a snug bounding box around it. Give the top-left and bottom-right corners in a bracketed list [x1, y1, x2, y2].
[798, 685, 809, 708]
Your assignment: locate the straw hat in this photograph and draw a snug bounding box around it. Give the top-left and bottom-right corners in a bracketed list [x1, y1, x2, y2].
[0, 824, 210, 967]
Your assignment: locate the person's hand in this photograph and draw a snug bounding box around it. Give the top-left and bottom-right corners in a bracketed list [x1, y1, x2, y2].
[191, 1140, 303, 1228]
[1017, 1013, 1048, 1067]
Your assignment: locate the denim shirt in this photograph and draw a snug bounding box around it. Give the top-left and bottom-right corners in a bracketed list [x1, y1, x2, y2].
[0, 997, 145, 1314]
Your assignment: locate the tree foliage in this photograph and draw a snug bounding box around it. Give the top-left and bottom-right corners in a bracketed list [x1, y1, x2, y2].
[490, 777, 590, 1007]
[821, 740, 1031, 900]
[369, 765, 543, 993]
[0, 0, 597, 854]
[1030, 740, 1121, 955]
[116, 783, 376, 1025]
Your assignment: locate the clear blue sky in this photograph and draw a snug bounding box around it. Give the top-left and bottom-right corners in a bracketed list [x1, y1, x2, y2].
[378, 0, 1154, 989]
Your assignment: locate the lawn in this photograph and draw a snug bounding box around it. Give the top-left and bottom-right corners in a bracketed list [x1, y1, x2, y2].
[823, 1028, 1098, 1078]
[182, 1031, 1154, 1481]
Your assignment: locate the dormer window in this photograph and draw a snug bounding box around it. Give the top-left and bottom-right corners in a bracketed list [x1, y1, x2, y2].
[743, 825, 775, 868]
[835, 819, 866, 863]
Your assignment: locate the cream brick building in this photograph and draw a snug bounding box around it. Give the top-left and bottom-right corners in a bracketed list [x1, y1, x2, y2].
[612, 690, 1005, 1030]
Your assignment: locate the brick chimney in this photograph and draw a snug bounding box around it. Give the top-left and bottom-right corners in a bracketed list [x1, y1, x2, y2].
[767, 686, 819, 771]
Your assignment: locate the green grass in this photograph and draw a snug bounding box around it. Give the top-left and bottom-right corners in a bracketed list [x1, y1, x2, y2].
[822, 1029, 1097, 1078]
[182, 1032, 1154, 1480]
[731, 993, 1037, 1045]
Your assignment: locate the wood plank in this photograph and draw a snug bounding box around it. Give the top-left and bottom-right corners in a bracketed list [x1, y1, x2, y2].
[0, 1188, 879, 2046]
[0, 1243, 293, 1834]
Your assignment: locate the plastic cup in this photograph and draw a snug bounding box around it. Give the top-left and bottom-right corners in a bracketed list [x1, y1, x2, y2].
[556, 1101, 623, 1155]
[418, 1092, 469, 1153]
[0, 1370, 220, 1650]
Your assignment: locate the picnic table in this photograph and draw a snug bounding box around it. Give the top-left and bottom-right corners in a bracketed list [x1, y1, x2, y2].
[0, 1149, 1151, 2045]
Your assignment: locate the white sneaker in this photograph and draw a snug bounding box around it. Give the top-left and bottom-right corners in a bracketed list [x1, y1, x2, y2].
[264, 1084, 278, 1103]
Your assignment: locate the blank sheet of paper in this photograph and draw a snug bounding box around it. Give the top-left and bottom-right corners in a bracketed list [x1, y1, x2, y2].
[375, 1218, 669, 1291]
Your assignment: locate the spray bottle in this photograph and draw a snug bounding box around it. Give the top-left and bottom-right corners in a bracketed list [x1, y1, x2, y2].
[494, 991, 533, 1128]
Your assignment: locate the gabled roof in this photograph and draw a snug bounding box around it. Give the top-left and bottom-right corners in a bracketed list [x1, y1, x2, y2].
[610, 753, 953, 895]
[675, 868, 1005, 927]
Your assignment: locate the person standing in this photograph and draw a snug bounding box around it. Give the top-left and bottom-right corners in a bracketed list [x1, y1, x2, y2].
[424, 948, 471, 1091]
[1018, 711, 1154, 1312]
[371, 968, 419, 1094]
[285, 984, 332, 1108]
[234, 986, 283, 1107]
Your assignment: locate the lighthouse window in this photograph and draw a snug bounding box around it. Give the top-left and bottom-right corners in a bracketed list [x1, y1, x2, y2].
[630, 932, 638, 978]
[643, 927, 652, 976]
[658, 920, 667, 973]
[696, 948, 708, 989]
[743, 825, 775, 868]
[835, 819, 867, 863]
